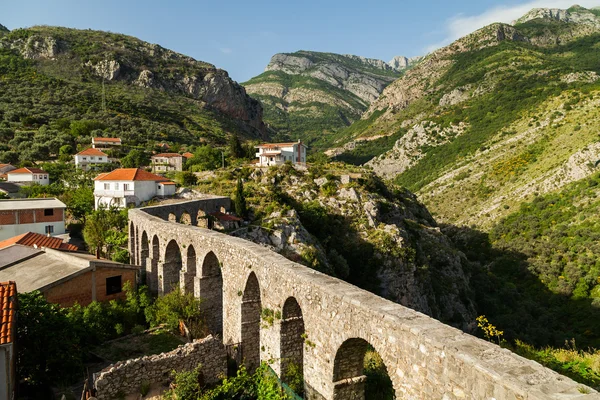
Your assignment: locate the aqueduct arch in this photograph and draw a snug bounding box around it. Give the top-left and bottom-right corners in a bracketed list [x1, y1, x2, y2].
[161, 240, 182, 294]
[280, 297, 305, 393]
[129, 198, 599, 400]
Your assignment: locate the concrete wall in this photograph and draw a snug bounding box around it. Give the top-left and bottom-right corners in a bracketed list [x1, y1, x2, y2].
[7, 173, 49, 185]
[129, 200, 600, 400]
[94, 335, 226, 400]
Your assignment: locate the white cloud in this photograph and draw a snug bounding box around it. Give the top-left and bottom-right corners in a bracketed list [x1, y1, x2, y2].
[220, 47, 233, 54]
[426, 0, 600, 53]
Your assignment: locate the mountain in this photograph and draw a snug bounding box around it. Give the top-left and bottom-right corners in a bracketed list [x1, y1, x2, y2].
[242, 51, 420, 149]
[333, 5, 600, 230]
[0, 25, 266, 163]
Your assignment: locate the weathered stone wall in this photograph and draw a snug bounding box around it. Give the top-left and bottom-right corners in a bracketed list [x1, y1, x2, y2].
[93, 335, 226, 400]
[130, 201, 600, 400]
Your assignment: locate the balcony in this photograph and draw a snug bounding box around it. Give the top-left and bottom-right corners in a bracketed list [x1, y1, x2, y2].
[94, 189, 136, 197]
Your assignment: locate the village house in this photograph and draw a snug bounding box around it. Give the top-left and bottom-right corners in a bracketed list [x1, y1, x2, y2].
[0, 198, 67, 241]
[0, 281, 16, 400]
[92, 137, 122, 151]
[0, 232, 78, 251]
[255, 140, 307, 166]
[93, 168, 176, 210]
[6, 167, 49, 186]
[0, 164, 16, 181]
[75, 148, 110, 171]
[0, 183, 23, 199]
[0, 246, 138, 307]
[151, 153, 185, 172]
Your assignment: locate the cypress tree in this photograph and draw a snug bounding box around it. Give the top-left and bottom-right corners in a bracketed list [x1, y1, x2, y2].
[234, 177, 247, 219]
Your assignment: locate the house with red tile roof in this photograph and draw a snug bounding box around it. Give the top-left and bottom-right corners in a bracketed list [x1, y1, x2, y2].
[93, 168, 176, 209]
[0, 281, 17, 400]
[6, 167, 49, 186]
[0, 232, 78, 251]
[151, 153, 185, 172]
[0, 198, 67, 241]
[255, 140, 307, 166]
[0, 164, 16, 181]
[182, 152, 194, 159]
[75, 147, 109, 171]
[92, 137, 122, 151]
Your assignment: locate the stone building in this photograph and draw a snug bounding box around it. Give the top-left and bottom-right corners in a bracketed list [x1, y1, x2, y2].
[151, 153, 185, 172]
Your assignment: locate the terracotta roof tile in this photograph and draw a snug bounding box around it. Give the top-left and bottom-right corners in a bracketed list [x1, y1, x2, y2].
[0, 281, 17, 345]
[8, 167, 47, 175]
[152, 153, 183, 158]
[0, 232, 78, 251]
[93, 137, 121, 143]
[76, 148, 108, 156]
[182, 152, 194, 158]
[94, 168, 173, 182]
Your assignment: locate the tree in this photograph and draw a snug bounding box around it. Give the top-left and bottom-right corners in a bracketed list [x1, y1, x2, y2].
[59, 144, 73, 162]
[177, 171, 197, 186]
[186, 145, 222, 171]
[64, 186, 94, 223]
[234, 177, 247, 219]
[83, 207, 128, 258]
[229, 134, 244, 159]
[121, 149, 150, 168]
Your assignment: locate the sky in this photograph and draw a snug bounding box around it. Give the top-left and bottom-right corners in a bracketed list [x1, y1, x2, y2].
[3, 0, 600, 82]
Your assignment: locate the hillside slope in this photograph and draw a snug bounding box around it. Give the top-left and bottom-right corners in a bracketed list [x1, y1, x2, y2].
[242, 51, 420, 149]
[334, 6, 600, 229]
[0, 25, 267, 160]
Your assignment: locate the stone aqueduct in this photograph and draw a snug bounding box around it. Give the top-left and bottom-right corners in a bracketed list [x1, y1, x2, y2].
[128, 198, 599, 399]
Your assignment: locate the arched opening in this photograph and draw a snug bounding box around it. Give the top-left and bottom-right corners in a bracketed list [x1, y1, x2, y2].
[152, 235, 160, 260]
[241, 272, 261, 372]
[168, 213, 177, 223]
[280, 297, 304, 396]
[129, 222, 136, 264]
[148, 235, 160, 293]
[140, 231, 149, 268]
[162, 240, 182, 294]
[135, 226, 139, 264]
[184, 245, 196, 294]
[198, 251, 223, 335]
[332, 339, 394, 400]
[197, 209, 207, 228]
[180, 212, 192, 225]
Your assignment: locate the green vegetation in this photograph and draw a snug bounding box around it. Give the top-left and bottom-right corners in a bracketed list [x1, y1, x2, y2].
[334, 127, 405, 165]
[83, 207, 129, 261]
[146, 288, 206, 339]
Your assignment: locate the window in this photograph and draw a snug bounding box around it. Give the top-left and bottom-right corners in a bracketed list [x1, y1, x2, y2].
[82, 157, 87, 161]
[45, 225, 54, 234]
[106, 275, 122, 295]
[32, 175, 37, 179]
[44, 175, 48, 179]
[114, 183, 119, 190]
[123, 183, 130, 191]
[90, 156, 95, 160]
[44, 208, 54, 216]
[104, 183, 110, 190]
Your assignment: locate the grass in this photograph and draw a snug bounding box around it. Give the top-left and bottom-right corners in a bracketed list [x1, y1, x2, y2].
[92, 329, 186, 362]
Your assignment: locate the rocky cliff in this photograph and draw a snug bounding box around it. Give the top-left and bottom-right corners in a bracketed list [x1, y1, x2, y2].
[0, 25, 267, 141]
[242, 51, 411, 149]
[333, 6, 600, 230]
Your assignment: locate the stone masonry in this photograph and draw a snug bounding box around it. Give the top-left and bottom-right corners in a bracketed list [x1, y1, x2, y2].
[93, 335, 226, 400]
[129, 198, 600, 400]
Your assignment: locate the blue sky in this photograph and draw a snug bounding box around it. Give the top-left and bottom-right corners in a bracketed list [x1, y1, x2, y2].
[3, 0, 599, 82]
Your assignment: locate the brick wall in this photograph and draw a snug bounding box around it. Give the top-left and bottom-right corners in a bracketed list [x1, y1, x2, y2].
[0, 208, 63, 226]
[95, 268, 137, 303]
[0, 211, 16, 225]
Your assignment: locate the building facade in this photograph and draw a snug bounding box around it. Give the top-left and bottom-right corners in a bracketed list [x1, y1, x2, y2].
[0, 198, 66, 241]
[151, 153, 185, 172]
[92, 137, 122, 150]
[75, 148, 110, 171]
[94, 168, 176, 210]
[255, 140, 307, 166]
[6, 167, 49, 186]
[0, 165, 16, 181]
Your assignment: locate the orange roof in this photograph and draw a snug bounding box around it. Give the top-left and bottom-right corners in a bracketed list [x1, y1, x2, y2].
[0, 232, 78, 252]
[77, 148, 108, 156]
[94, 168, 172, 182]
[0, 281, 16, 345]
[152, 153, 183, 158]
[8, 167, 47, 174]
[162, 182, 176, 185]
[182, 152, 194, 158]
[93, 137, 121, 143]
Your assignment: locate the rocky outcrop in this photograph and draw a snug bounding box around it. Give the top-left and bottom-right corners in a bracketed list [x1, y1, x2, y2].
[388, 55, 423, 70]
[20, 35, 64, 60]
[86, 59, 121, 80]
[514, 6, 600, 28]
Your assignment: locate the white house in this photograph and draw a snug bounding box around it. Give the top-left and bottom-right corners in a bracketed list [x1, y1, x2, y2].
[0, 198, 67, 241]
[6, 167, 49, 186]
[255, 140, 307, 166]
[75, 148, 110, 171]
[93, 168, 176, 210]
[92, 137, 122, 150]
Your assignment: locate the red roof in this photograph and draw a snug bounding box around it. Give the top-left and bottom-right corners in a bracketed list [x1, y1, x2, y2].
[93, 137, 121, 143]
[8, 167, 47, 175]
[209, 211, 242, 221]
[182, 152, 194, 158]
[152, 153, 183, 158]
[0, 232, 78, 251]
[256, 142, 304, 148]
[77, 148, 108, 156]
[0, 281, 16, 345]
[94, 168, 172, 182]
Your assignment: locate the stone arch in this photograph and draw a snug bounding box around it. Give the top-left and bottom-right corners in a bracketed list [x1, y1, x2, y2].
[161, 240, 182, 294]
[198, 251, 223, 335]
[280, 297, 305, 395]
[152, 235, 160, 260]
[332, 338, 394, 400]
[148, 235, 160, 292]
[197, 209, 208, 228]
[168, 213, 177, 223]
[129, 222, 136, 264]
[241, 271, 261, 371]
[180, 212, 192, 225]
[183, 245, 196, 294]
[135, 226, 139, 264]
[140, 231, 149, 269]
